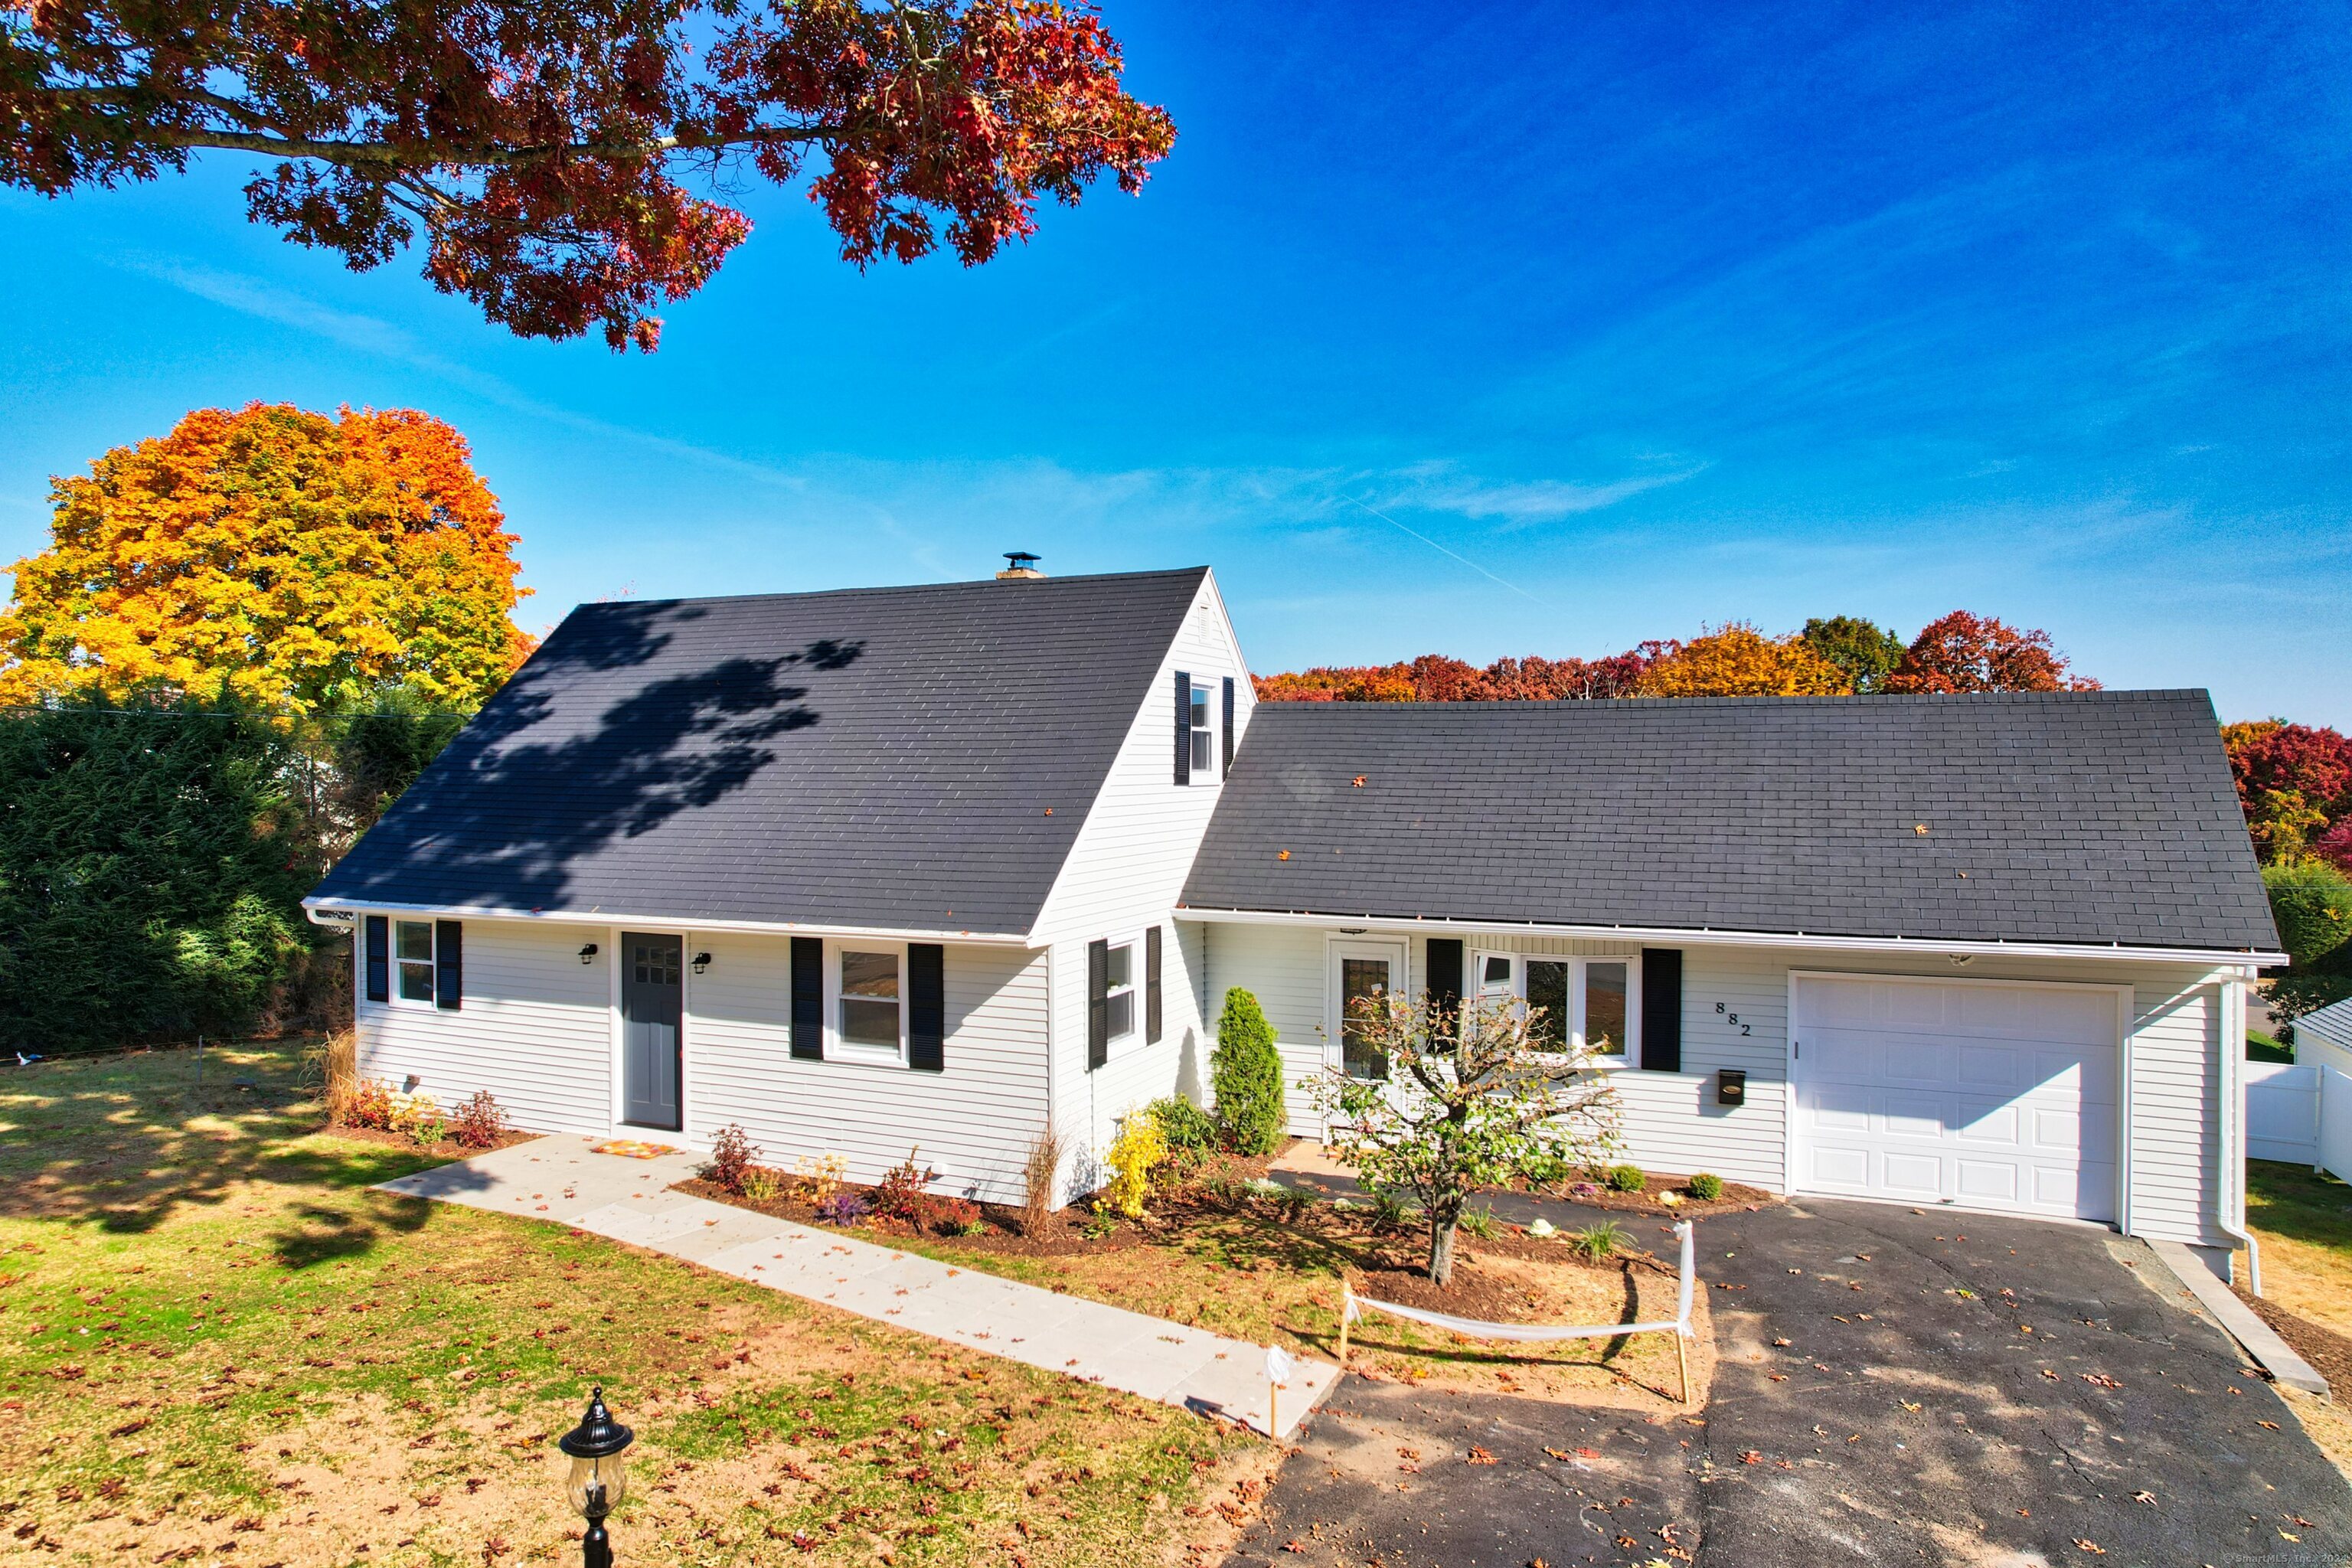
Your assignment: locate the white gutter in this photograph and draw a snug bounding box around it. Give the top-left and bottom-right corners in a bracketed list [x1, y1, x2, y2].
[2215, 972, 2263, 1296]
[302, 896, 1032, 947]
[1174, 905, 2287, 969]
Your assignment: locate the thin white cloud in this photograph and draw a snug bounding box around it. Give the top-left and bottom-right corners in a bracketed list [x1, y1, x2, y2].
[1369, 459, 1709, 524]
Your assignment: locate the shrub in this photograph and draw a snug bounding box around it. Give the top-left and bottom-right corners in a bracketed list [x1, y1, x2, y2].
[872, 1149, 940, 1223]
[701, 1124, 760, 1195]
[1098, 1109, 1166, 1220]
[448, 1090, 508, 1150]
[343, 1076, 398, 1131]
[390, 1089, 443, 1146]
[815, 1191, 871, 1227]
[1211, 988, 1285, 1156]
[1605, 1163, 1648, 1194]
[1687, 1171, 1724, 1201]
[1148, 1096, 1219, 1155]
[1564, 1220, 1627, 1262]
[2265, 861, 2352, 969]
[1021, 1122, 1067, 1237]
[929, 1197, 983, 1235]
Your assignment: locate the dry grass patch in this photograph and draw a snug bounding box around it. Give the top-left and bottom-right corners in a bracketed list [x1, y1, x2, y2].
[0, 1046, 1263, 1566]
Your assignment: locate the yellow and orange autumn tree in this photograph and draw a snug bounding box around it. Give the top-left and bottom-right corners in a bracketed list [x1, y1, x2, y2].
[0, 403, 531, 714]
[1635, 622, 1851, 698]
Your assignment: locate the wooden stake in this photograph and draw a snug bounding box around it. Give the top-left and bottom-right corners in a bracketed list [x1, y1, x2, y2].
[1675, 1330, 1690, 1408]
[1338, 1284, 1351, 1367]
[1268, 1379, 1278, 1441]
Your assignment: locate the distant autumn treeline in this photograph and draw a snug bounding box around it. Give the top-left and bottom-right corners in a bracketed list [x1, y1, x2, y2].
[1252, 611, 2098, 703]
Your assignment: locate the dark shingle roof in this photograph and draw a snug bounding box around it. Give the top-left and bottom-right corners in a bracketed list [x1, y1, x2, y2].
[312, 569, 1210, 933]
[1181, 691, 2278, 954]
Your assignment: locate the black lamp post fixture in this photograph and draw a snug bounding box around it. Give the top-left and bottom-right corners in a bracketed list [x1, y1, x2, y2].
[558, 1387, 633, 1567]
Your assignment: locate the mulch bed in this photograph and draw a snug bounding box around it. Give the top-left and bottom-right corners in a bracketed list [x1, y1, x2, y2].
[328, 1122, 537, 1160]
[2237, 1288, 2352, 1398]
[674, 1145, 1292, 1259]
[1498, 1171, 1779, 1217]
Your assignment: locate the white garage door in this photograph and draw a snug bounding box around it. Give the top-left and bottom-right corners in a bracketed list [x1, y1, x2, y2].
[1792, 975, 2119, 1223]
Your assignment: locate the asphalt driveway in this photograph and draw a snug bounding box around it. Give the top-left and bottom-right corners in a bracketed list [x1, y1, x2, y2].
[1226, 1198, 2352, 1566]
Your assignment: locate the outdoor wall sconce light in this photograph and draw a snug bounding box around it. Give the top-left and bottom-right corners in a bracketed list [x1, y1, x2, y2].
[559, 1387, 633, 1568]
[577, 943, 599, 965]
[692, 951, 713, 975]
[1716, 1069, 1746, 1107]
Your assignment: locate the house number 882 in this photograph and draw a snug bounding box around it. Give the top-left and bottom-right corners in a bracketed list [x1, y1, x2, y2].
[1714, 1001, 1750, 1037]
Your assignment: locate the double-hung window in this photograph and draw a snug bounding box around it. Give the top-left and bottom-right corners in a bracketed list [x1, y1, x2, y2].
[834, 945, 906, 1063]
[1104, 938, 1138, 1044]
[1473, 952, 1635, 1065]
[1188, 683, 1215, 778]
[394, 920, 437, 1004]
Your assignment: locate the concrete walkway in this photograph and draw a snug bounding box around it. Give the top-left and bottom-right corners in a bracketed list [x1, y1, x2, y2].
[377, 1134, 1338, 1439]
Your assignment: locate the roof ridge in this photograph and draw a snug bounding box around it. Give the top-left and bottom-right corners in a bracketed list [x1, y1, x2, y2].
[575, 566, 1210, 615]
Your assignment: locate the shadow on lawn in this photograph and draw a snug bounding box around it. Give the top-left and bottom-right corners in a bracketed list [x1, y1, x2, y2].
[0, 1043, 443, 1235]
[2248, 1159, 2352, 1252]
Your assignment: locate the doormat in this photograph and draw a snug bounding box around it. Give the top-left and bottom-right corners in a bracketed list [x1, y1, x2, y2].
[590, 1140, 678, 1159]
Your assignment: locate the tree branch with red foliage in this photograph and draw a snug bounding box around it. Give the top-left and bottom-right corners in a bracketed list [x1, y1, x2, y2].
[2, 0, 1174, 349]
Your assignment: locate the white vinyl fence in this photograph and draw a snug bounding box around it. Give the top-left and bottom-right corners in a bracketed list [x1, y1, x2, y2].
[2246, 1059, 2352, 1179]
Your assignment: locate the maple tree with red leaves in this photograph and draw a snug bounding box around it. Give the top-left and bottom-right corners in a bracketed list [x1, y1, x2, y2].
[2220, 720, 2352, 865]
[1880, 609, 2096, 694]
[2, 0, 1174, 349]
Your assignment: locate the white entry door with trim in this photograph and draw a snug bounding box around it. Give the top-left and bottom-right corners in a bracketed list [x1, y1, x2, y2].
[1791, 974, 2121, 1223]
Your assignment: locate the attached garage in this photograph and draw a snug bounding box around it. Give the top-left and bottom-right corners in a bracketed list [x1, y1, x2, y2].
[1791, 973, 2124, 1223]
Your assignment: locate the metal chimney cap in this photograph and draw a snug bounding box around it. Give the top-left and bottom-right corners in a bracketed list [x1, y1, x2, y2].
[996, 550, 1044, 580]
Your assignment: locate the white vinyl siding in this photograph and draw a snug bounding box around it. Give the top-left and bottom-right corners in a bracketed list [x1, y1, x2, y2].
[355, 917, 612, 1135]
[1035, 575, 1253, 1180]
[688, 934, 1049, 1206]
[1200, 920, 2236, 1239]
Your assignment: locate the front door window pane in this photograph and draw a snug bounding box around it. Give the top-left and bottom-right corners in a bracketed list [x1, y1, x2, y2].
[1341, 957, 1391, 1080]
[1584, 962, 1628, 1055]
[841, 950, 900, 1049]
[1527, 960, 1570, 1051]
[395, 920, 435, 1001]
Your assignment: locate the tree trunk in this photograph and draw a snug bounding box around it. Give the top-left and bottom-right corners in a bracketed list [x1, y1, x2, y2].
[1428, 1217, 1457, 1286]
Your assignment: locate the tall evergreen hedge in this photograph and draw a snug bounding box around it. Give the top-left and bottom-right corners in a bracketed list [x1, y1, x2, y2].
[0, 701, 324, 1051]
[1212, 987, 1286, 1155]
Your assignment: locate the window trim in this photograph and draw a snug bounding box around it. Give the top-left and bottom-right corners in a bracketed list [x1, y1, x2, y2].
[827, 938, 910, 1067]
[1102, 931, 1143, 1054]
[1469, 949, 1638, 1067]
[388, 918, 439, 1010]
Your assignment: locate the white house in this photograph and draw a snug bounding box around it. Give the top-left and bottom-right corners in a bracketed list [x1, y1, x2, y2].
[306, 563, 2283, 1261]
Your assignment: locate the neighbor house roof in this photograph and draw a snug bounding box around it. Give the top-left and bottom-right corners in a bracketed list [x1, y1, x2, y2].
[311, 568, 1212, 935]
[2296, 997, 2352, 1054]
[1180, 691, 2279, 956]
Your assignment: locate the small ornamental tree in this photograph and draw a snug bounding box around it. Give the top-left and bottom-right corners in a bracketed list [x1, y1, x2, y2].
[1211, 987, 1285, 1155]
[1313, 993, 1619, 1287]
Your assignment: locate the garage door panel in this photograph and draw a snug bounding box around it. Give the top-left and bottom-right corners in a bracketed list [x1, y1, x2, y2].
[1795, 976, 2118, 1225]
[1955, 1160, 2020, 1203]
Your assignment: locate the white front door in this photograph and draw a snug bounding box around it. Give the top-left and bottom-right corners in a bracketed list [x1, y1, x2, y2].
[1328, 939, 1407, 1082]
[1791, 975, 2121, 1223]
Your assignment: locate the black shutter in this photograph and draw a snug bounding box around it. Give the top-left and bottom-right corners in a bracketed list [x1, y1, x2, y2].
[1426, 937, 1463, 1043]
[1087, 938, 1109, 1070]
[364, 915, 389, 1004]
[433, 920, 463, 1010]
[1145, 926, 1163, 1044]
[1642, 948, 1683, 1073]
[1221, 677, 1236, 777]
[790, 936, 824, 1060]
[1173, 669, 1191, 785]
[908, 943, 945, 1072]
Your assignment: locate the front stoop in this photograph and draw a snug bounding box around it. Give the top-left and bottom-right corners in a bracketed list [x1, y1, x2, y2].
[377, 1134, 1339, 1438]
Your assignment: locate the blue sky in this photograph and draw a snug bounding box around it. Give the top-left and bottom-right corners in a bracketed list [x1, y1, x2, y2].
[5, 1, 2348, 722]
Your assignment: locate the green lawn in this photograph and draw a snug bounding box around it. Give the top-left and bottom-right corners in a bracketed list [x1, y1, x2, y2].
[2245, 1158, 2352, 1343]
[0, 1045, 1262, 1566]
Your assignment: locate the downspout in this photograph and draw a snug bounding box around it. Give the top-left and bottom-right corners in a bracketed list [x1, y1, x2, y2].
[2215, 973, 2263, 1297]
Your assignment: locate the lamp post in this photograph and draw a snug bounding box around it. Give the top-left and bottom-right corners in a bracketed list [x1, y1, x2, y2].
[557, 1387, 633, 1567]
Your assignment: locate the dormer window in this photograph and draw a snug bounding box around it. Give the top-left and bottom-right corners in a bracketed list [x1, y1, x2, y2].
[1189, 682, 1214, 776]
